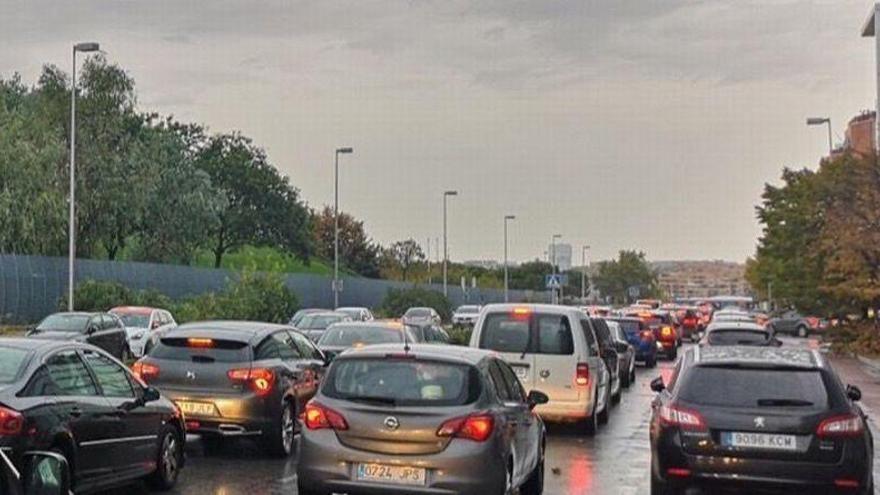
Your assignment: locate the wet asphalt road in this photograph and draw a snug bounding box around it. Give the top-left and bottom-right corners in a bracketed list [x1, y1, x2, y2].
[102, 338, 880, 495]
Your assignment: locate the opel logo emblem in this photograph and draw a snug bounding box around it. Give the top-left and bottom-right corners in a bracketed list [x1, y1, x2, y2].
[384, 416, 400, 431]
[754, 416, 766, 429]
[186, 371, 196, 381]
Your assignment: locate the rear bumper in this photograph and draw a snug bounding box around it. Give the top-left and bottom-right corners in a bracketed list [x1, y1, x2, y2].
[161, 390, 275, 437]
[297, 428, 507, 495]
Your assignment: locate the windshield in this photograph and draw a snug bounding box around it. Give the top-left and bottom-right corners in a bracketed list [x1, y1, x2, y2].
[298, 314, 344, 329]
[707, 330, 771, 346]
[151, 337, 251, 363]
[36, 314, 90, 332]
[0, 347, 30, 384]
[405, 308, 431, 318]
[678, 367, 828, 409]
[456, 306, 479, 314]
[318, 325, 404, 347]
[616, 320, 642, 337]
[323, 358, 481, 407]
[114, 314, 150, 328]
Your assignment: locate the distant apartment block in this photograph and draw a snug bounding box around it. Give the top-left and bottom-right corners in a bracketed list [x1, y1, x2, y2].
[830, 111, 876, 160]
[652, 260, 751, 300]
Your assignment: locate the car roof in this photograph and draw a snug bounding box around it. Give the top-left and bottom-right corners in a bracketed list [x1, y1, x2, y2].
[336, 307, 368, 311]
[327, 321, 407, 330]
[0, 337, 70, 351]
[172, 321, 295, 343]
[337, 343, 494, 365]
[480, 303, 584, 316]
[110, 306, 158, 314]
[44, 311, 99, 317]
[695, 345, 821, 369]
[706, 321, 767, 332]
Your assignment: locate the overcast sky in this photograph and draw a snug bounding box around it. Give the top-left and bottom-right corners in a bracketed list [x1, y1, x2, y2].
[1, 0, 875, 264]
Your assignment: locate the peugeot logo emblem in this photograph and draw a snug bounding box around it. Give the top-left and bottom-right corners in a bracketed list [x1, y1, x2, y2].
[754, 416, 766, 429]
[186, 371, 196, 381]
[384, 416, 400, 431]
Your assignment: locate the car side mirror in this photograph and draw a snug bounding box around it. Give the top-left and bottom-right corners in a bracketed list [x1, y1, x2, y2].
[143, 386, 161, 403]
[847, 385, 862, 402]
[527, 390, 549, 410]
[86, 325, 98, 335]
[650, 376, 665, 393]
[22, 451, 71, 495]
[615, 342, 629, 353]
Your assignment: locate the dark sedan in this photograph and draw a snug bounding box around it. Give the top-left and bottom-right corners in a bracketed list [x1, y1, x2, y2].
[134, 321, 326, 457]
[650, 346, 873, 494]
[26, 312, 129, 360]
[317, 322, 421, 361]
[0, 338, 185, 493]
[606, 320, 636, 388]
[295, 312, 352, 342]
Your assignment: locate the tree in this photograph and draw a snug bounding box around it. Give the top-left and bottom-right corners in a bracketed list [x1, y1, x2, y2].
[311, 206, 382, 278]
[508, 260, 554, 291]
[378, 287, 452, 321]
[384, 239, 426, 281]
[194, 133, 312, 268]
[592, 250, 659, 304]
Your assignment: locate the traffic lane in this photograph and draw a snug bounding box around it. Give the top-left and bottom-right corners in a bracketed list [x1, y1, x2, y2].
[542, 357, 676, 495]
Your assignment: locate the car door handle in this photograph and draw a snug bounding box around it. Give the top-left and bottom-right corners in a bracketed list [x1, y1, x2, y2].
[68, 407, 82, 418]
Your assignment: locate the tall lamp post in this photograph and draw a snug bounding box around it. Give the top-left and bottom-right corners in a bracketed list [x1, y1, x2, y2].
[863, 5, 880, 152]
[806, 117, 833, 155]
[333, 147, 353, 309]
[442, 191, 458, 297]
[503, 215, 515, 302]
[551, 234, 562, 304]
[68, 42, 101, 312]
[581, 245, 591, 301]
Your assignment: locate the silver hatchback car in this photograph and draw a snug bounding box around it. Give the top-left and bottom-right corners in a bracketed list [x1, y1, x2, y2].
[296, 344, 548, 495]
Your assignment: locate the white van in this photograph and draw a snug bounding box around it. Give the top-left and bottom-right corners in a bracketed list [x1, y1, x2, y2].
[469, 304, 611, 434]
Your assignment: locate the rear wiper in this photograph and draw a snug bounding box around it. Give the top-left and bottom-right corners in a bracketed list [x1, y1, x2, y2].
[756, 398, 814, 407]
[345, 395, 397, 406]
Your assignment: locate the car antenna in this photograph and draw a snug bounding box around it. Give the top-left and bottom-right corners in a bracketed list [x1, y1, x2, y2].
[403, 322, 411, 353]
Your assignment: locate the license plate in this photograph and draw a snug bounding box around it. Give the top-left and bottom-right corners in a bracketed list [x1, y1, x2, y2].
[722, 432, 797, 451]
[356, 463, 426, 485]
[176, 401, 217, 417]
[513, 366, 529, 380]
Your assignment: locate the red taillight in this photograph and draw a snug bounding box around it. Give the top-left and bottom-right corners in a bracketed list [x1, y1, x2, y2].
[659, 405, 706, 431]
[131, 361, 160, 382]
[660, 326, 674, 340]
[227, 368, 275, 396]
[0, 406, 24, 436]
[640, 330, 654, 341]
[817, 414, 864, 438]
[834, 479, 860, 490]
[575, 363, 590, 386]
[437, 413, 494, 442]
[683, 318, 696, 326]
[667, 468, 691, 478]
[303, 402, 349, 431]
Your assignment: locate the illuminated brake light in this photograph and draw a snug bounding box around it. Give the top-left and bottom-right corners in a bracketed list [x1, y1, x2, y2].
[187, 338, 214, 348]
[227, 368, 275, 396]
[660, 326, 674, 339]
[575, 363, 590, 386]
[659, 405, 707, 431]
[437, 413, 494, 442]
[834, 479, 860, 489]
[667, 468, 691, 478]
[131, 360, 160, 382]
[817, 414, 864, 438]
[303, 402, 349, 431]
[0, 406, 24, 436]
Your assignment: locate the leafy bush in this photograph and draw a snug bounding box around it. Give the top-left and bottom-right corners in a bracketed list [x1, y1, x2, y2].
[378, 287, 452, 322]
[447, 326, 472, 346]
[215, 271, 299, 323]
[62, 280, 134, 312]
[825, 322, 880, 357]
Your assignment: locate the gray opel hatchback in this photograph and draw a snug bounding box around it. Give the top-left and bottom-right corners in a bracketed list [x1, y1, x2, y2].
[296, 343, 548, 495]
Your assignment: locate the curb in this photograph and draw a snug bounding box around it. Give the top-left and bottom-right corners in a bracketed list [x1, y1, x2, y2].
[856, 354, 880, 374]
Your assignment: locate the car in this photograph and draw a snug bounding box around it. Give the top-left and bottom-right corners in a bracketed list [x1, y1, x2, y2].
[132, 321, 327, 457]
[591, 317, 622, 405]
[0, 338, 185, 493]
[406, 322, 452, 344]
[1, 449, 72, 495]
[295, 311, 353, 342]
[296, 343, 549, 495]
[675, 307, 702, 342]
[606, 319, 637, 388]
[452, 305, 481, 327]
[637, 299, 663, 309]
[701, 322, 780, 347]
[317, 321, 421, 361]
[768, 310, 827, 338]
[582, 305, 614, 317]
[626, 310, 679, 360]
[335, 307, 375, 322]
[402, 307, 442, 326]
[289, 308, 329, 327]
[711, 309, 755, 325]
[110, 306, 177, 358]
[649, 346, 873, 495]
[26, 312, 129, 360]
[607, 316, 658, 368]
[469, 304, 611, 435]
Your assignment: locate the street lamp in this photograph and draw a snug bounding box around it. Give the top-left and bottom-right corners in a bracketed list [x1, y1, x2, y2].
[806, 117, 833, 154]
[333, 147, 353, 309]
[68, 41, 101, 312]
[503, 215, 516, 302]
[581, 245, 591, 301]
[551, 234, 562, 304]
[442, 191, 458, 297]
[863, 5, 880, 152]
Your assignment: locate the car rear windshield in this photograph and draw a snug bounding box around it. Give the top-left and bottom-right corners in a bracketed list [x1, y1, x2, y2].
[405, 308, 431, 317]
[0, 347, 30, 383]
[36, 314, 89, 332]
[479, 312, 573, 355]
[457, 306, 479, 314]
[323, 358, 481, 406]
[617, 320, 642, 336]
[299, 315, 343, 329]
[115, 314, 150, 328]
[318, 326, 403, 346]
[707, 330, 770, 346]
[678, 367, 829, 409]
[151, 337, 251, 363]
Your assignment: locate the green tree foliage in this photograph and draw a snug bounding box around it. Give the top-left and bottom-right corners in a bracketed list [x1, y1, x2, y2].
[312, 206, 382, 278]
[507, 260, 554, 291]
[383, 239, 426, 282]
[592, 250, 660, 304]
[378, 287, 452, 322]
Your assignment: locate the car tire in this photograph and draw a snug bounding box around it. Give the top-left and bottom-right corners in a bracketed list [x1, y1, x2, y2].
[797, 325, 808, 338]
[598, 396, 610, 425]
[667, 347, 678, 361]
[584, 389, 599, 436]
[621, 369, 631, 388]
[630, 368, 637, 385]
[646, 355, 657, 368]
[263, 400, 296, 458]
[147, 426, 183, 491]
[520, 445, 544, 495]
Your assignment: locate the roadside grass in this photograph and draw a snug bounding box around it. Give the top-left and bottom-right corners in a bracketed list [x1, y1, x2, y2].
[0, 325, 26, 337]
[191, 246, 356, 276]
